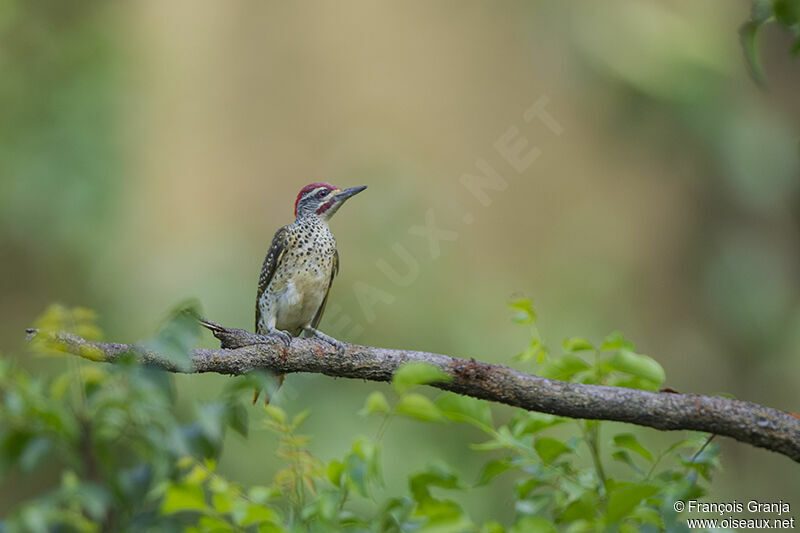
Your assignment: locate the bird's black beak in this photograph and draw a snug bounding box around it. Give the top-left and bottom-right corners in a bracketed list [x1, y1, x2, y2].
[334, 186, 367, 201]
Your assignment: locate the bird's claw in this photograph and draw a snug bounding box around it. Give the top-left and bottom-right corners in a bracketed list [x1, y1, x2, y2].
[328, 338, 347, 356]
[311, 336, 346, 355]
[269, 330, 293, 347]
[302, 326, 346, 355]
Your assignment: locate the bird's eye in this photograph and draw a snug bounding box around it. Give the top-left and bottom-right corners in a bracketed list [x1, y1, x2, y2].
[316, 189, 328, 198]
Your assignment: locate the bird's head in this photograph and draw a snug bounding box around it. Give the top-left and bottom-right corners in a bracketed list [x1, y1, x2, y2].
[294, 182, 367, 221]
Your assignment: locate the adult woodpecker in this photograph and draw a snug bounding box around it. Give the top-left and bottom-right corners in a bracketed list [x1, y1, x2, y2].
[253, 182, 366, 403]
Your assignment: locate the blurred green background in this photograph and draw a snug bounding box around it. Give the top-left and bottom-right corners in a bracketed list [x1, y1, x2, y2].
[1, 0, 799, 519]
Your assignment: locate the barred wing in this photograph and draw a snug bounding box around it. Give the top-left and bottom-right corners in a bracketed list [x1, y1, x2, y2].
[255, 226, 289, 332]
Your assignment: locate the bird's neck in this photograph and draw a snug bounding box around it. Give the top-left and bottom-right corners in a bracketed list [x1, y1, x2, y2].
[294, 214, 331, 231]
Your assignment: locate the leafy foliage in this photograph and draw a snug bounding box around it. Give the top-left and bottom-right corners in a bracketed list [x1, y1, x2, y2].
[512, 299, 666, 391]
[1, 305, 249, 532]
[0, 304, 719, 531]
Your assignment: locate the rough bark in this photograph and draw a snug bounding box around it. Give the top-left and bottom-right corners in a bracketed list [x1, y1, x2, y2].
[31, 319, 800, 463]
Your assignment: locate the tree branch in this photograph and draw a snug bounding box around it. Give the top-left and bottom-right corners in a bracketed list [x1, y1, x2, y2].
[30, 320, 800, 463]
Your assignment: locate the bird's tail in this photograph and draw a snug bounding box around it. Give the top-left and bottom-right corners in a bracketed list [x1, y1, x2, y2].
[196, 316, 227, 333]
[252, 374, 285, 406]
[198, 315, 284, 404]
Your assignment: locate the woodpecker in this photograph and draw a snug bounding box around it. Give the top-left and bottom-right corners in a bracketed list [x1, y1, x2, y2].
[253, 182, 366, 403]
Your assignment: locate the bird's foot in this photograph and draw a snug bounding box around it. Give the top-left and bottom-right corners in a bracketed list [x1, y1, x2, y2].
[326, 337, 347, 356]
[265, 329, 293, 348]
[303, 326, 347, 356]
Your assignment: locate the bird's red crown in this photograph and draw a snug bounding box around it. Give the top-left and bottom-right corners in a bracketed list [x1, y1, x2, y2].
[294, 182, 336, 216]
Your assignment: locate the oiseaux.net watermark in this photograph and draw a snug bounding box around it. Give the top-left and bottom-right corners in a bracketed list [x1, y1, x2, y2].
[675, 499, 794, 529]
[324, 95, 564, 342]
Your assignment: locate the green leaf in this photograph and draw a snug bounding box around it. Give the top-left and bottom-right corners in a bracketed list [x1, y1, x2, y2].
[361, 391, 390, 416]
[241, 504, 279, 526]
[78, 483, 111, 521]
[613, 433, 653, 462]
[212, 492, 234, 514]
[145, 302, 204, 372]
[680, 441, 721, 481]
[209, 476, 229, 494]
[515, 478, 541, 500]
[392, 362, 450, 394]
[510, 412, 566, 437]
[183, 464, 208, 485]
[161, 483, 207, 514]
[538, 355, 591, 381]
[611, 451, 644, 474]
[774, 0, 800, 25]
[315, 491, 339, 521]
[515, 338, 548, 363]
[414, 500, 470, 529]
[351, 436, 377, 462]
[476, 459, 513, 486]
[0, 431, 32, 475]
[481, 521, 506, 533]
[607, 350, 665, 385]
[410, 463, 460, 502]
[199, 516, 234, 531]
[327, 460, 345, 487]
[470, 439, 509, 452]
[18, 437, 52, 472]
[263, 405, 286, 425]
[600, 331, 635, 351]
[630, 505, 662, 527]
[346, 454, 368, 496]
[606, 484, 659, 523]
[562, 337, 594, 352]
[609, 376, 659, 392]
[534, 437, 571, 463]
[508, 298, 536, 324]
[752, 0, 775, 24]
[197, 402, 226, 444]
[223, 371, 275, 399]
[19, 505, 48, 533]
[226, 402, 249, 438]
[291, 409, 311, 429]
[558, 493, 598, 522]
[257, 522, 287, 533]
[740, 20, 767, 87]
[32, 305, 103, 345]
[662, 438, 695, 456]
[247, 486, 273, 504]
[346, 436, 381, 492]
[177, 456, 194, 469]
[396, 393, 445, 422]
[436, 392, 492, 427]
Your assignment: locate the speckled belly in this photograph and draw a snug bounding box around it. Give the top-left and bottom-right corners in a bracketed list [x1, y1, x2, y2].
[272, 267, 331, 334]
